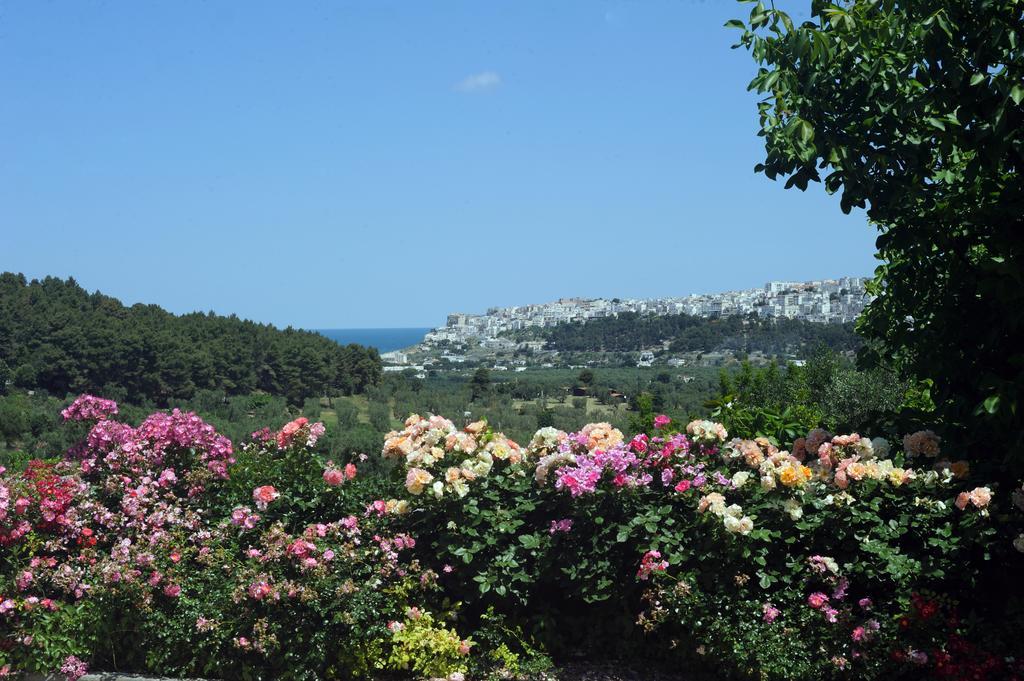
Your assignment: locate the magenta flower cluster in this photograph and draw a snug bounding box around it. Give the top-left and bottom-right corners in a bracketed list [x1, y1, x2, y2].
[74, 403, 235, 482]
[548, 426, 721, 500]
[61, 394, 119, 422]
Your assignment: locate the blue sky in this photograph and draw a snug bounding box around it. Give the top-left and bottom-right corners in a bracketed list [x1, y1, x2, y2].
[0, 1, 878, 329]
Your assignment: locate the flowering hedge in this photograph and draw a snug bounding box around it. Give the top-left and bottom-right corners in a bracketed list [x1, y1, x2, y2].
[2, 396, 1022, 680]
[378, 414, 1018, 680]
[0, 397, 469, 681]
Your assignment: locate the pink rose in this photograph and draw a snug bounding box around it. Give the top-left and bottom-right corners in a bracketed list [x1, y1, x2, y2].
[654, 415, 671, 429]
[248, 581, 272, 600]
[252, 485, 280, 510]
[277, 417, 309, 449]
[323, 468, 345, 486]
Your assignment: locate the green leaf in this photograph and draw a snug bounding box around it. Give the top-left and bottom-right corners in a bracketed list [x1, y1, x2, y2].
[796, 118, 814, 144]
[1010, 85, 1024, 106]
[518, 534, 541, 549]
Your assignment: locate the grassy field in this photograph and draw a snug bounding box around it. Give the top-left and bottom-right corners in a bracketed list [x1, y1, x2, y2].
[511, 395, 628, 418]
[318, 394, 374, 425]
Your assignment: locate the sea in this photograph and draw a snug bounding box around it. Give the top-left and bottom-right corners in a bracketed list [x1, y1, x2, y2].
[315, 328, 431, 353]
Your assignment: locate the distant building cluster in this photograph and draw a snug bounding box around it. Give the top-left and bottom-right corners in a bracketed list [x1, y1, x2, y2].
[422, 277, 870, 346]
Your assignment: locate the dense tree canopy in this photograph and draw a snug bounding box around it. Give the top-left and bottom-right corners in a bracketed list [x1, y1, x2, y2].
[733, 0, 1024, 475]
[0, 273, 380, 405]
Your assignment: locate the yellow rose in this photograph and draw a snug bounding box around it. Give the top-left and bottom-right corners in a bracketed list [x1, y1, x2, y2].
[779, 466, 802, 488]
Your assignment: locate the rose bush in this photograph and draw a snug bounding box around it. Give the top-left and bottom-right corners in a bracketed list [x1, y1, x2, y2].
[378, 414, 1017, 680]
[0, 398, 468, 681]
[2, 396, 1021, 680]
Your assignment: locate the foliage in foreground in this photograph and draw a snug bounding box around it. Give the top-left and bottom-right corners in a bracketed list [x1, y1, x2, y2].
[2, 395, 1023, 680]
[731, 0, 1024, 482]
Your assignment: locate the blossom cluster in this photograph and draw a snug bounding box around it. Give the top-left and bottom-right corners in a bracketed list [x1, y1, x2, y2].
[529, 422, 726, 498]
[547, 426, 653, 496]
[722, 437, 813, 491]
[74, 406, 236, 483]
[383, 415, 524, 499]
[60, 394, 119, 422]
[637, 550, 669, 580]
[685, 419, 729, 444]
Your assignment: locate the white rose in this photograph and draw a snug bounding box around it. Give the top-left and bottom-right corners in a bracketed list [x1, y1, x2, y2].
[732, 471, 751, 488]
[724, 503, 744, 519]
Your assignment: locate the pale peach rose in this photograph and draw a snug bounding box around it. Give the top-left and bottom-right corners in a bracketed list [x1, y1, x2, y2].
[464, 420, 487, 435]
[742, 441, 765, 468]
[405, 468, 433, 495]
[834, 469, 849, 490]
[831, 433, 861, 447]
[581, 422, 624, 451]
[846, 462, 867, 481]
[697, 492, 726, 514]
[968, 486, 992, 509]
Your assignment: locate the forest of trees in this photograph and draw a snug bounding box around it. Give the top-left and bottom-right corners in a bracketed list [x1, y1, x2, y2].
[0, 273, 381, 405]
[517, 311, 860, 356]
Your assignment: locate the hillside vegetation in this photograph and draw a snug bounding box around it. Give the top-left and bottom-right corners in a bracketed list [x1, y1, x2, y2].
[513, 310, 860, 356]
[0, 273, 380, 405]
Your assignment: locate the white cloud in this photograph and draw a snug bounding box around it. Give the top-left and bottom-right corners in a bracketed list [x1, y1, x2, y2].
[454, 71, 501, 93]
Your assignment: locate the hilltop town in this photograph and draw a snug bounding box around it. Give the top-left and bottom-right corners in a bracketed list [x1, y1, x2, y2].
[423, 277, 868, 344]
[384, 277, 870, 371]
